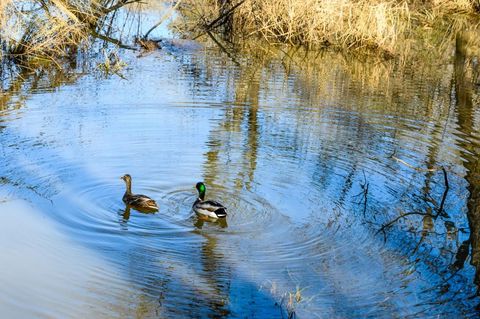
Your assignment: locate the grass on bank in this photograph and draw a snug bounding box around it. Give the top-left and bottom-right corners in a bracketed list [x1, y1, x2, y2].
[173, 0, 480, 56]
[1, 0, 479, 67]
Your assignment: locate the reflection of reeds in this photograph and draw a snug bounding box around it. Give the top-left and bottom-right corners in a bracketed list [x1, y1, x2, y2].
[206, 23, 479, 108]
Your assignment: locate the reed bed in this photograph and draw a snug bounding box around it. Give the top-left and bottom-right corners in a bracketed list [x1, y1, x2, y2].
[174, 0, 480, 56]
[1, 0, 479, 66]
[238, 0, 410, 53]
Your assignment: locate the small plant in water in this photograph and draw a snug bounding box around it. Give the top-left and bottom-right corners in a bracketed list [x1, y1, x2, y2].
[96, 49, 127, 78]
[261, 280, 312, 318]
[285, 285, 306, 318]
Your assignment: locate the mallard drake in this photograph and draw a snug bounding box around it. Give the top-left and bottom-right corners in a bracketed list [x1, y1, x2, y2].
[121, 174, 158, 211]
[193, 182, 227, 219]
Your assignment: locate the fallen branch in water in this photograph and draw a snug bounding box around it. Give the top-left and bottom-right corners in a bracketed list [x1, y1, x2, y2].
[90, 29, 136, 50]
[205, 31, 240, 65]
[353, 170, 369, 217]
[377, 211, 428, 235]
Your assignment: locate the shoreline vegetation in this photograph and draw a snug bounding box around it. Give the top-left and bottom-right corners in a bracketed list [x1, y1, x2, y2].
[0, 0, 144, 67]
[0, 1, 479, 70]
[1, 1, 479, 121]
[0, 1, 479, 111]
[174, 0, 480, 58]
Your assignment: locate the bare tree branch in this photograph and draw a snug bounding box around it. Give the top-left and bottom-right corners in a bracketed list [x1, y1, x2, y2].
[144, 0, 183, 39]
[192, 0, 246, 40]
[103, 0, 144, 15]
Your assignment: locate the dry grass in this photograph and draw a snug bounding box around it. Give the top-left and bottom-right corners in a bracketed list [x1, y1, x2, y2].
[174, 0, 480, 56]
[0, 0, 141, 66]
[1, 1, 94, 64]
[1, 0, 478, 66]
[239, 0, 410, 53]
[430, 0, 479, 14]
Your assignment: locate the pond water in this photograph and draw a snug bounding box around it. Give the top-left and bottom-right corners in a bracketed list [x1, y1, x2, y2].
[1, 35, 480, 318]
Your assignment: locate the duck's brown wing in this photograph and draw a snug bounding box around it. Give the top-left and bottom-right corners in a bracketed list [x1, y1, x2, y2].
[128, 194, 158, 208]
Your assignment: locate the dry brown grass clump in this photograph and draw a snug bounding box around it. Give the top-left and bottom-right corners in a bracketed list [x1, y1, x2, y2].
[429, 0, 480, 14]
[239, 0, 410, 53]
[1, 1, 97, 64]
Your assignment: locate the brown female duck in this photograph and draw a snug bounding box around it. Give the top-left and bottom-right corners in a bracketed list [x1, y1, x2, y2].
[121, 174, 158, 211]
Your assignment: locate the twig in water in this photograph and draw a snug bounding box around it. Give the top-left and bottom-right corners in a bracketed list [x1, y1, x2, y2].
[376, 166, 450, 244]
[90, 29, 136, 50]
[360, 170, 369, 217]
[391, 156, 439, 172]
[205, 31, 240, 66]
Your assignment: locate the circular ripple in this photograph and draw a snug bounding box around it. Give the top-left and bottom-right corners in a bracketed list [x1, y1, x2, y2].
[158, 185, 288, 235]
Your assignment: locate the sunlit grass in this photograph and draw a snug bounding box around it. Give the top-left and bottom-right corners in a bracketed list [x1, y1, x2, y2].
[1, 1, 92, 64]
[0, 0, 142, 67]
[174, 0, 480, 56]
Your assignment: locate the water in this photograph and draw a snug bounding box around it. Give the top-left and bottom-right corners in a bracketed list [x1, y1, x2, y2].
[1, 39, 480, 318]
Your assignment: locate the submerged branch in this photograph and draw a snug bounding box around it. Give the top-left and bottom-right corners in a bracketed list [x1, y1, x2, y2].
[377, 211, 428, 235]
[353, 170, 369, 217]
[90, 30, 136, 50]
[391, 155, 439, 172]
[205, 31, 240, 66]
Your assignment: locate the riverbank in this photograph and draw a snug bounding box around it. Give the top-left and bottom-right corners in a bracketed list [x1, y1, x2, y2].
[1, 0, 479, 70]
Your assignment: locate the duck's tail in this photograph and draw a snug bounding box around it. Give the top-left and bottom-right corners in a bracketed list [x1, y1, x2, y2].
[142, 201, 159, 212]
[145, 199, 158, 210]
[215, 208, 227, 218]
